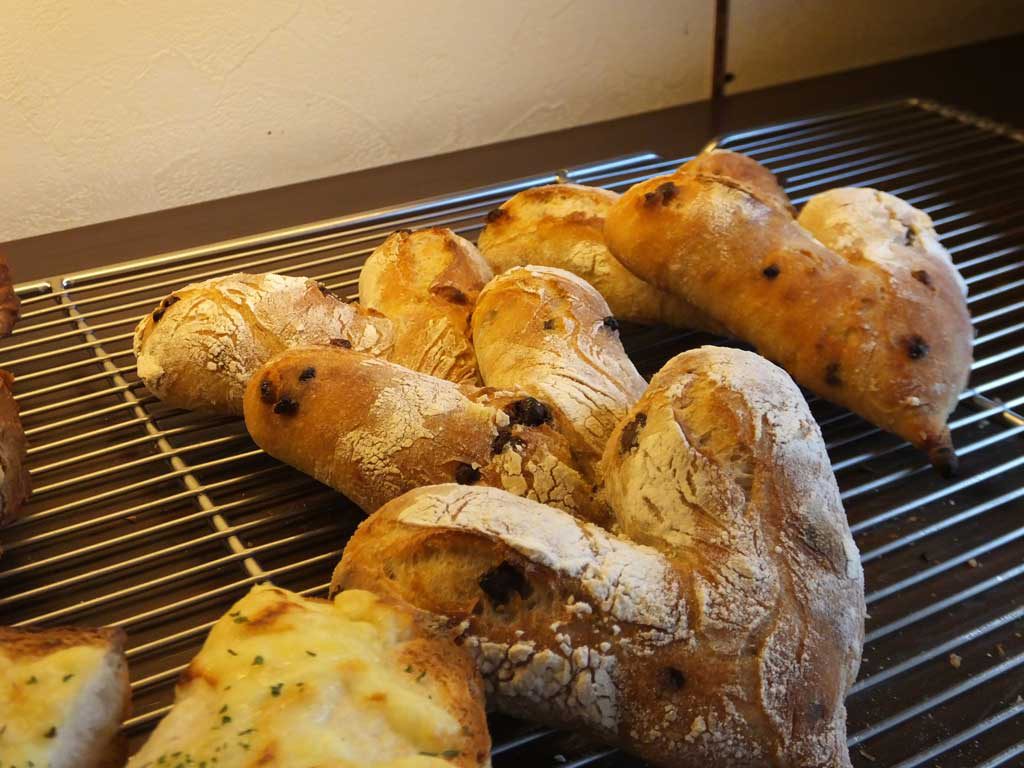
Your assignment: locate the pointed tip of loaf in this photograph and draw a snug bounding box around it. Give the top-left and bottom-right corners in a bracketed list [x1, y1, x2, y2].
[926, 431, 959, 478]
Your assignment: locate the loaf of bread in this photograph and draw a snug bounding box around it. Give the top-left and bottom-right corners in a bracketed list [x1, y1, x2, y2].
[605, 171, 972, 474]
[134, 273, 395, 415]
[0, 254, 20, 337]
[675, 149, 795, 215]
[0, 626, 130, 768]
[334, 347, 864, 768]
[0, 369, 31, 528]
[243, 345, 606, 523]
[128, 584, 490, 768]
[472, 266, 646, 477]
[359, 228, 493, 384]
[477, 183, 719, 330]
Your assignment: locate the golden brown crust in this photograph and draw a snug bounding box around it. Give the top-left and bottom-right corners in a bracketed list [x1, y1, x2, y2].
[0, 626, 125, 660]
[605, 172, 972, 473]
[360, 228, 493, 384]
[0, 255, 20, 337]
[0, 369, 31, 527]
[0, 625, 130, 768]
[676, 149, 795, 215]
[477, 183, 721, 330]
[472, 266, 646, 477]
[243, 346, 606, 523]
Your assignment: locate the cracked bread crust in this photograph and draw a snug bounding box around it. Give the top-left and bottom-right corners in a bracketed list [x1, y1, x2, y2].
[472, 266, 647, 478]
[359, 228, 493, 385]
[134, 273, 395, 415]
[333, 348, 864, 768]
[601, 346, 863, 767]
[332, 484, 691, 751]
[243, 346, 605, 523]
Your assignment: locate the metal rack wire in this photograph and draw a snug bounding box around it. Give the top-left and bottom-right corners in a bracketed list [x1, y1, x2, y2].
[2, 98, 1022, 767]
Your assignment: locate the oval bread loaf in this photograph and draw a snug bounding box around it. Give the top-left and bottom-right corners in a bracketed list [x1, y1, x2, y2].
[243, 345, 606, 523]
[605, 172, 971, 474]
[477, 183, 719, 330]
[334, 347, 865, 768]
[472, 266, 647, 477]
[359, 228, 493, 384]
[134, 273, 394, 415]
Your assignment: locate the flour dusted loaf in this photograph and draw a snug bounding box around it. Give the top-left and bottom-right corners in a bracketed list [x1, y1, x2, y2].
[477, 183, 716, 329]
[0, 370, 30, 528]
[334, 347, 865, 768]
[359, 228, 493, 384]
[243, 346, 605, 523]
[0, 626, 130, 768]
[472, 266, 646, 477]
[128, 584, 490, 768]
[605, 169, 972, 474]
[134, 273, 394, 415]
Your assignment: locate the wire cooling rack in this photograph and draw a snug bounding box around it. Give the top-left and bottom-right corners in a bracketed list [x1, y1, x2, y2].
[2, 98, 1023, 767]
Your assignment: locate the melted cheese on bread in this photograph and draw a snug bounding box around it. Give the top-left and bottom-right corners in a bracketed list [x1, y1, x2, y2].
[129, 585, 489, 768]
[0, 627, 128, 768]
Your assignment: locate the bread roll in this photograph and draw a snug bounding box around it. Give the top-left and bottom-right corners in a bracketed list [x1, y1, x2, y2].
[676, 149, 794, 215]
[128, 584, 490, 768]
[605, 172, 972, 474]
[134, 273, 395, 415]
[477, 183, 719, 330]
[0, 369, 31, 528]
[0, 626, 130, 768]
[334, 347, 864, 768]
[360, 228, 493, 384]
[0, 254, 20, 337]
[243, 346, 605, 523]
[472, 266, 646, 477]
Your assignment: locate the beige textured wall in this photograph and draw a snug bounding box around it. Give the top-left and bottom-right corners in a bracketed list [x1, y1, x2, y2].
[729, 0, 1024, 93]
[0, 0, 712, 241]
[3, 1, 1022, 241]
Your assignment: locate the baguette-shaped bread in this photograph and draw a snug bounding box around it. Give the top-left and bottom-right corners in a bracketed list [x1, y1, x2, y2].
[334, 349, 864, 768]
[243, 346, 605, 523]
[472, 266, 647, 477]
[128, 584, 490, 768]
[0, 369, 30, 527]
[0, 626, 130, 768]
[676, 149, 795, 215]
[477, 184, 716, 329]
[605, 172, 971, 474]
[134, 273, 395, 415]
[359, 228, 493, 384]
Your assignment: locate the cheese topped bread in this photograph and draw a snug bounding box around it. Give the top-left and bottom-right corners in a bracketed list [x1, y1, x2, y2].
[128, 584, 490, 768]
[0, 626, 129, 768]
